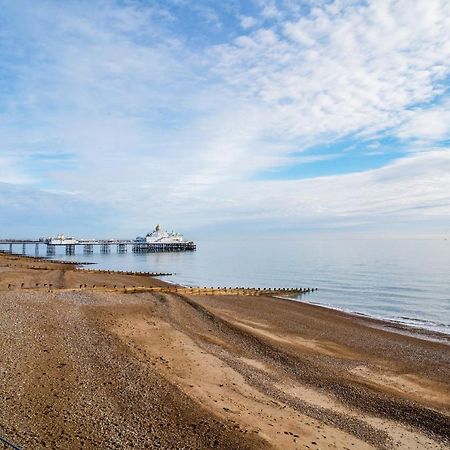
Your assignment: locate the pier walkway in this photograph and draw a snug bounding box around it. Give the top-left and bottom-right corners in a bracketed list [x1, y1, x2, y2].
[0, 238, 195, 255]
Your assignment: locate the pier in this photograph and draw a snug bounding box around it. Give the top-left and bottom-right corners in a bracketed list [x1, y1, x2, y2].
[0, 237, 196, 255]
[0, 226, 196, 255]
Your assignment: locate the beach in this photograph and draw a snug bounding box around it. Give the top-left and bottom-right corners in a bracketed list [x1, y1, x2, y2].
[0, 252, 449, 449]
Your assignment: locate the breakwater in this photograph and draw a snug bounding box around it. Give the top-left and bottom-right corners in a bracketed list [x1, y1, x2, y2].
[4, 282, 317, 297]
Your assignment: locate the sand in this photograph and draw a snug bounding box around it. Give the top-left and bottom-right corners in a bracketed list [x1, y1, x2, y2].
[0, 252, 449, 449]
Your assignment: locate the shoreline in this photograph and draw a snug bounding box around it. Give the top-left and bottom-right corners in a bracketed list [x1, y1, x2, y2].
[9, 250, 449, 343]
[61, 254, 450, 340]
[1, 251, 449, 449]
[282, 295, 450, 344]
[0, 249, 97, 266]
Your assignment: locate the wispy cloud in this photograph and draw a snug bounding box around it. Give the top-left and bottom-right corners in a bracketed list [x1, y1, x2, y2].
[212, 0, 450, 142]
[0, 156, 34, 184]
[397, 102, 450, 143]
[0, 0, 449, 236]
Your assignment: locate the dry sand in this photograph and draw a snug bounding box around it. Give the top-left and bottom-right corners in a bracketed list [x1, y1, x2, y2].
[0, 252, 449, 449]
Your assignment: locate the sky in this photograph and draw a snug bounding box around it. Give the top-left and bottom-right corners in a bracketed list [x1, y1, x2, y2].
[0, 0, 450, 238]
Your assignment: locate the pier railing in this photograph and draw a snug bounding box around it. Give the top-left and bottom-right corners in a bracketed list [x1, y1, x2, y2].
[0, 239, 196, 255]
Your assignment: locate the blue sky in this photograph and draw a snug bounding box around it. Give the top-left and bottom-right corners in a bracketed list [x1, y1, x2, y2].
[1, 0, 450, 238]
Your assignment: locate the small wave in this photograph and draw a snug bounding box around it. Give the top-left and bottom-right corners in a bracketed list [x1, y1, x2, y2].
[291, 297, 450, 337]
[398, 316, 448, 326]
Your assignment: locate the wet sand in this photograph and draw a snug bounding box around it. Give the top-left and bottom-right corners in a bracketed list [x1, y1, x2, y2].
[0, 252, 449, 449]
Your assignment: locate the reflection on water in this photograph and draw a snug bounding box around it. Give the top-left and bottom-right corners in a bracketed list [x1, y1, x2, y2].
[11, 238, 450, 334]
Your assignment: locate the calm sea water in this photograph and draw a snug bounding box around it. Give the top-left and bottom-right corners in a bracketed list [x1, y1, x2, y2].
[16, 238, 450, 334]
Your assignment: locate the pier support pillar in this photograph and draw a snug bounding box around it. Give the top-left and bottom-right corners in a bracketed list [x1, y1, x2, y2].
[117, 243, 127, 253]
[83, 244, 94, 254]
[46, 244, 55, 256]
[9, 243, 12, 253]
[65, 244, 75, 255]
[35, 243, 39, 255]
[100, 244, 110, 253]
[22, 243, 26, 254]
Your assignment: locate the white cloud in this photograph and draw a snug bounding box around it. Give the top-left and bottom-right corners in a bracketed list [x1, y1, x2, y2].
[0, 157, 34, 184]
[185, 149, 450, 229]
[397, 103, 450, 142]
[240, 16, 257, 29]
[1, 0, 450, 236]
[212, 0, 450, 142]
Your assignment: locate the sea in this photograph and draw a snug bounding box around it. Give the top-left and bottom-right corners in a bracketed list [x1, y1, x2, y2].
[17, 238, 450, 335]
